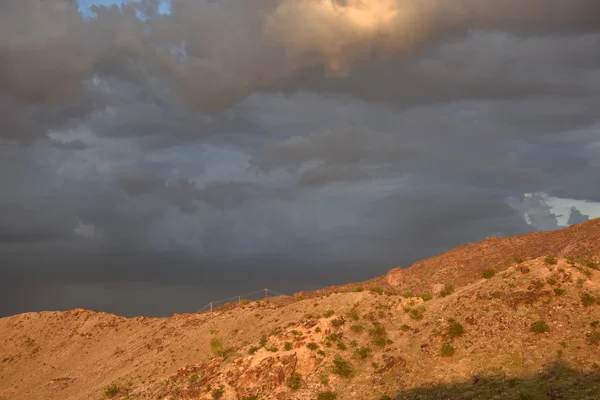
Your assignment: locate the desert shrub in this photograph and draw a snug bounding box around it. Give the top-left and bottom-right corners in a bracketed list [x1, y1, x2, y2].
[286, 372, 302, 390]
[241, 396, 258, 400]
[402, 291, 414, 298]
[409, 307, 425, 321]
[370, 285, 384, 295]
[577, 266, 593, 278]
[581, 293, 597, 307]
[332, 356, 354, 377]
[104, 384, 128, 398]
[447, 319, 465, 339]
[265, 346, 278, 352]
[331, 318, 345, 328]
[327, 333, 342, 342]
[337, 342, 347, 350]
[315, 327, 322, 333]
[531, 320, 550, 333]
[353, 286, 364, 292]
[247, 346, 260, 355]
[553, 288, 566, 296]
[400, 324, 411, 331]
[482, 269, 496, 279]
[354, 346, 372, 359]
[318, 391, 338, 400]
[588, 331, 600, 345]
[211, 388, 224, 400]
[544, 255, 558, 265]
[324, 309, 335, 318]
[491, 291, 503, 299]
[291, 330, 301, 336]
[440, 343, 455, 357]
[591, 321, 599, 328]
[210, 337, 233, 358]
[546, 277, 557, 285]
[284, 342, 293, 351]
[307, 342, 319, 350]
[439, 284, 455, 297]
[583, 260, 599, 270]
[379, 396, 392, 400]
[259, 335, 268, 347]
[420, 293, 433, 302]
[532, 280, 545, 289]
[347, 309, 360, 321]
[317, 349, 326, 356]
[304, 313, 319, 319]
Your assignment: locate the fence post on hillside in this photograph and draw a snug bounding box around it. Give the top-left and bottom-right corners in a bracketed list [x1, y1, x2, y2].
[264, 288, 268, 299]
[210, 302, 213, 314]
[238, 296, 241, 307]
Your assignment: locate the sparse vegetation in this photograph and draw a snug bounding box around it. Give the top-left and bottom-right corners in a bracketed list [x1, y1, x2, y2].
[409, 307, 425, 321]
[347, 309, 360, 321]
[546, 277, 557, 285]
[351, 323, 365, 333]
[337, 342, 347, 350]
[439, 284, 455, 297]
[354, 346, 372, 359]
[402, 291, 414, 298]
[323, 309, 335, 318]
[103, 383, 129, 398]
[307, 342, 319, 350]
[332, 356, 354, 377]
[554, 288, 566, 296]
[544, 255, 558, 265]
[420, 293, 433, 302]
[211, 388, 224, 400]
[247, 345, 260, 355]
[447, 319, 464, 339]
[284, 342, 293, 351]
[581, 293, 597, 307]
[353, 286, 364, 292]
[286, 372, 302, 390]
[400, 324, 411, 331]
[440, 343, 455, 357]
[482, 269, 496, 279]
[370, 285, 384, 295]
[531, 320, 550, 334]
[318, 391, 338, 400]
[331, 318, 345, 328]
[210, 337, 234, 358]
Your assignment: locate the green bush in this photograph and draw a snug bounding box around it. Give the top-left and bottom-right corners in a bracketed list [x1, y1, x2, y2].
[211, 388, 224, 400]
[347, 309, 360, 321]
[350, 324, 365, 333]
[337, 342, 347, 350]
[447, 319, 465, 339]
[544, 255, 558, 265]
[546, 277, 557, 285]
[420, 293, 433, 302]
[286, 372, 302, 390]
[581, 293, 597, 307]
[210, 337, 233, 358]
[284, 342, 293, 351]
[553, 288, 566, 296]
[318, 391, 338, 400]
[440, 284, 455, 297]
[531, 320, 550, 333]
[482, 269, 496, 279]
[440, 343, 455, 357]
[332, 356, 354, 377]
[104, 384, 128, 398]
[400, 324, 411, 331]
[247, 346, 260, 355]
[331, 318, 345, 328]
[354, 346, 372, 359]
[370, 285, 384, 295]
[307, 342, 319, 350]
[402, 291, 414, 298]
[324, 309, 335, 318]
[353, 286, 364, 292]
[409, 308, 425, 321]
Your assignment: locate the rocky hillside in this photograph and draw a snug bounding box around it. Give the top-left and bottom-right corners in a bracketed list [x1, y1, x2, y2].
[1, 222, 600, 400]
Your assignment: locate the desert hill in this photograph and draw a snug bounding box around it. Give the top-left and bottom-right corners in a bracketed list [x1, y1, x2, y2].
[1, 220, 600, 400]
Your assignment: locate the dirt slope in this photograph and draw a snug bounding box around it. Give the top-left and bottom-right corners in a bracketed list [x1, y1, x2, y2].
[1, 221, 600, 400]
[385, 218, 600, 295]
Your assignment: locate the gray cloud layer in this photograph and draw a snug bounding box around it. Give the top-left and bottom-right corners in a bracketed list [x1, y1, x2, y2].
[1, 0, 599, 316]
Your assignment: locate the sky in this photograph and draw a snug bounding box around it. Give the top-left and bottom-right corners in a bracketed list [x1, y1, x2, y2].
[1, 0, 600, 317]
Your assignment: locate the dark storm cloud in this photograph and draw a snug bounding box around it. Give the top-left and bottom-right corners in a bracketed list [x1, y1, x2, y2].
[2, 0, 600, 317]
